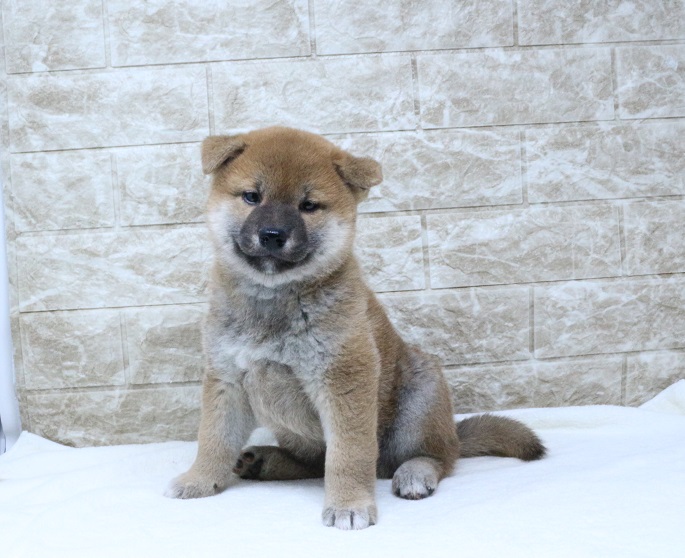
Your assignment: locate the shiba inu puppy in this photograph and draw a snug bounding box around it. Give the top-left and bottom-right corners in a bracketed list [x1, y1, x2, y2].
[166, 127, 545, 530]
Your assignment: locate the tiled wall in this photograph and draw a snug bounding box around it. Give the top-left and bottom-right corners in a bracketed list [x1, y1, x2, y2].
[1, 1, 684, 446]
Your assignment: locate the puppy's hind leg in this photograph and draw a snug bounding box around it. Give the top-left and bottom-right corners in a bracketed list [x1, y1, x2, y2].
[234, 429, 325, 480]
[391, 456, 441, 500]
[233, 445, 324, 481]
[381, 347, 459, 500]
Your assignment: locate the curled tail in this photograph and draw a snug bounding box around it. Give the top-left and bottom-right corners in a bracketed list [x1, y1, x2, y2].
[456, 414, 546, 461]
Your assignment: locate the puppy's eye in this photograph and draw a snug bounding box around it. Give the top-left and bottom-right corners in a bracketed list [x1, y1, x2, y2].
[242, 191, 261, 205]
[299, 200, 320, 213]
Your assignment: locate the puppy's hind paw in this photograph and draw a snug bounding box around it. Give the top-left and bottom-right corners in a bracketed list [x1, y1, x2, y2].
[391, 459, 439, 500]
[232, 449, 265, 480]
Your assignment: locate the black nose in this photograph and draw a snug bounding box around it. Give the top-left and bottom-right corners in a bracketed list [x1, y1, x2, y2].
[259, 228, 288, 251]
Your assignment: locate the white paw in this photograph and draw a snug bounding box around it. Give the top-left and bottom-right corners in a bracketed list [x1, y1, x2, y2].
[392, 460, 438, 500]
[322, 503, 377, 530]
[165, 471, 224, 499]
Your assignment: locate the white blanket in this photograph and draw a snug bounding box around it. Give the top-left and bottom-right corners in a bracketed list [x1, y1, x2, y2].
[2, 381, 685, 558]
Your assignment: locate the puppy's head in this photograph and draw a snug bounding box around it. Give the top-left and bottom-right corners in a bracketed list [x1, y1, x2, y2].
[203, 127, 382, 287]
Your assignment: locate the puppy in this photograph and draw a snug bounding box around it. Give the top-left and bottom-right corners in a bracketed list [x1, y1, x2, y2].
[166, 127, 545, 530]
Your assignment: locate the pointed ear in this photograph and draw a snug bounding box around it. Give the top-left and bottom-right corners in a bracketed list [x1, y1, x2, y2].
[333, 152, 383, 199]
[201, 135, 247, 175]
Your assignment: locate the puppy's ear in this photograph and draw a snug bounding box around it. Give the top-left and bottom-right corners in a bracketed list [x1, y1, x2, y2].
[201, 135, 247, 175]
[333, 152, 383, 200]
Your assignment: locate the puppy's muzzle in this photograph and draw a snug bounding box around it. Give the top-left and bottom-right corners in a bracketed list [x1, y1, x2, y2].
[236, 202, 310, 266]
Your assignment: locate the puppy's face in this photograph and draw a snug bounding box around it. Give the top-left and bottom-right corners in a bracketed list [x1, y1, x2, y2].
[203, 127, 382, 287]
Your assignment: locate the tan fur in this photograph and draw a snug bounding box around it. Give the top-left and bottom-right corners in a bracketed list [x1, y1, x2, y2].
[166, 127, 545, 530]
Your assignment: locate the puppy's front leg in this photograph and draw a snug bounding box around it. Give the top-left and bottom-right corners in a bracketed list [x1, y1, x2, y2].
[166, 372, 256, 499]
[318, 339, 379, 530]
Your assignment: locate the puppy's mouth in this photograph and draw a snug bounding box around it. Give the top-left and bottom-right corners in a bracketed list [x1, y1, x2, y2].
[232, 240, 312, 274]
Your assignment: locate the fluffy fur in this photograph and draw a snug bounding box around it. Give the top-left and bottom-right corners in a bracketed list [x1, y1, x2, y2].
[166, 127, 545, 530]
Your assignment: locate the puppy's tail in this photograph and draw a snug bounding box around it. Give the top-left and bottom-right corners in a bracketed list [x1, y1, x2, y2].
[456, 414, 546, 461]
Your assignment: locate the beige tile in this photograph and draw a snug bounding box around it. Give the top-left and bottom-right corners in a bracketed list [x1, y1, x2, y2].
[535, 278, 685, 359]
[428, 206, 621, 288]
[446, 357, 623, 413]
[519, 0, 685, 45]
[17, 227, 211, 312]
[2, 0, 106, 73]
[617, 46, 685, 119]
[356, 215, 424, 292]
[212, 56, 415, 134]
[10, 151, 114, 232]
[20, 310, 124, 390]
[626, 351, 685, 406]
[108, 0, 309, 66]
[26, 386, 201, 446]
[332, 129, 522, 213]
[117, 144, 209, 226]
[8, 67, 209, 152]
[124, 305, 205, 385]
[624, 201, 685, 275]
[418, 49, 613, 128]
[526, 121, 685, 202]
[315, 0, 513, 54]
[380, 288, 530, 366]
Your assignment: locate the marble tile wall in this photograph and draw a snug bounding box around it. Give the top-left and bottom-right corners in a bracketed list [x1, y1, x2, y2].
[1, 0, 683, 446]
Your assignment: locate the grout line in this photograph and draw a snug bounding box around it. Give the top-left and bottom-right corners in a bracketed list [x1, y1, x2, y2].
[109, 152, 121, 229]
[308, 0, 317, 57]
[22, 396, 34, 434]
[119, 310, 131, 384]
[22, 380, 204, 396]
[441, 349, 685, 371]
[620, 355, 628, 405]
[10, 140, 205, 157]
[206, 64, 215, 134]
[519, 129, 529, 206]
[3, 137, 18, 278]
[410, 54, 422, 130]
[5, 39, 684, 78]
[357, 196, 685, 221]
[13, 270, 685, 317]
[420, 212, 432, 290]
[15, 221, 206, 237]
[0, 37, 682, 88]
[375, 271, 685, 298]
[13, 314, 27, 393]
[101, 0, 112, 68]
[17, 301, 208, 316]
[610, 47, 620, 120]
[7, 115, 685, 156]
[618, 203, 627, 276]
[529, 286, 535, 356]
[512, 0, 519, 46]
[0, 4, 7, 75]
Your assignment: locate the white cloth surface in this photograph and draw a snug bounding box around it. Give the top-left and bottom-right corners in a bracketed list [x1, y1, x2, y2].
[2, 381, 685, 557]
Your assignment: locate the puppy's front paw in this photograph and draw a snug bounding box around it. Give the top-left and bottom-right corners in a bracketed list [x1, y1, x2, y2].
[164, 470, 224, 499]
[322, 503, 377, 530]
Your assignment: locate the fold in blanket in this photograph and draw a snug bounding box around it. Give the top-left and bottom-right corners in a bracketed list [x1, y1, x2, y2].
[1, 381, 684, 558]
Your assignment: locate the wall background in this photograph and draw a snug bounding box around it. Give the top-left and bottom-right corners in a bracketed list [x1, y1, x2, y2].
[1, 0, 684, 446]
